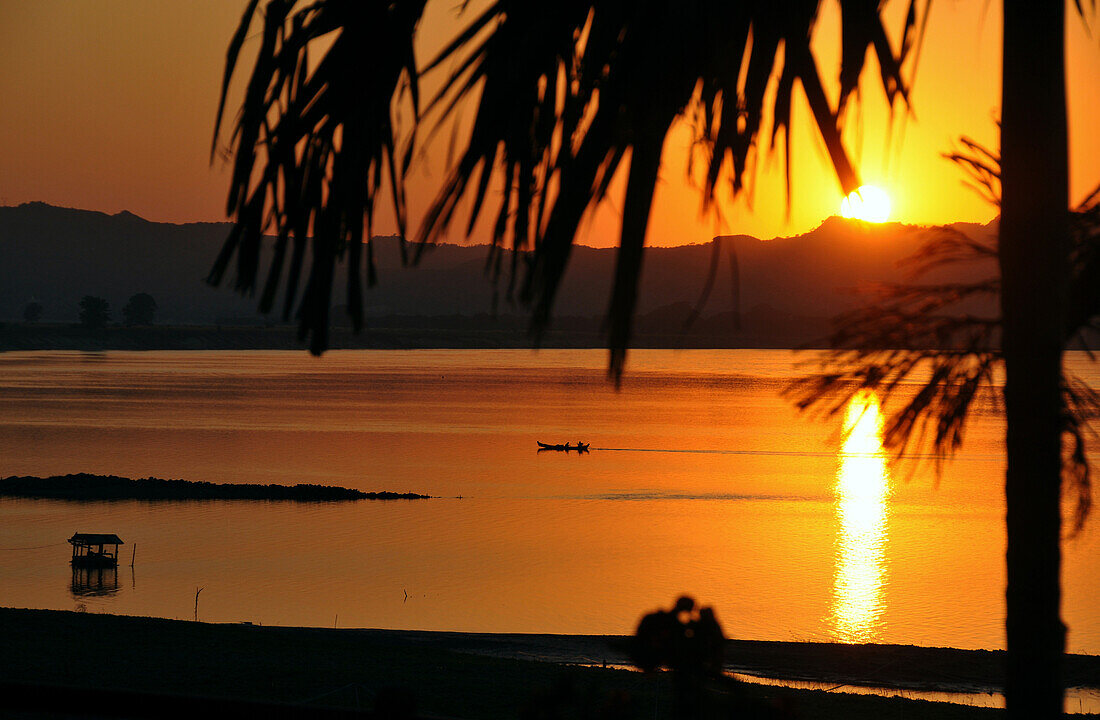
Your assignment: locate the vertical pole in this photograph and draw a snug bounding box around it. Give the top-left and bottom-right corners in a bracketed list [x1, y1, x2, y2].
[1000, 2, 1068, 717]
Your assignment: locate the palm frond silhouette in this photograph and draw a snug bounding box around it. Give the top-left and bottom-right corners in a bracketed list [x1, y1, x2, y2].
[211, 2, 1097, 716]
[210, 0, 918, 371]
[790, 138, 1100, 530]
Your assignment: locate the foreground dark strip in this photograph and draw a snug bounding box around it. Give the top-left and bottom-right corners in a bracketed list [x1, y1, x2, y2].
[0, 680, 436, 720]
[4, 608, 1091, 719]
[0, 474, 431, 501]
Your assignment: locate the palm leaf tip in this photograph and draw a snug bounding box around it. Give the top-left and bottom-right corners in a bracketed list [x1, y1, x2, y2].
[213, 0, 926, 365]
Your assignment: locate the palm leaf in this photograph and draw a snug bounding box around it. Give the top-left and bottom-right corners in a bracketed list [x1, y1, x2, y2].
[791, 143, 1100, 530]
[212, 0, 919, 368]
[211, 0, 426, 351]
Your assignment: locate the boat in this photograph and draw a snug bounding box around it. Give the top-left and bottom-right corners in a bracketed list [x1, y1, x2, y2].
[537, 441, 590, 452]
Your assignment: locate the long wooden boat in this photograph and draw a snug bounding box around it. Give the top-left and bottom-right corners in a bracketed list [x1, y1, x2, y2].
[537, 441, 590, 452]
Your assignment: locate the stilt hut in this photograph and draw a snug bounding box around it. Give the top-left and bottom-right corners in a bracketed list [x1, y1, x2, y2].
[69, 533, 123, 568]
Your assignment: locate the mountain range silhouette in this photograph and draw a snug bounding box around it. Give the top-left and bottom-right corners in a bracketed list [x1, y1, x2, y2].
[1, 202, 998, 347]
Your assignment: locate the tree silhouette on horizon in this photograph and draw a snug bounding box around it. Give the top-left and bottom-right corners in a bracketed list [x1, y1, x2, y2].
[210, 2, 1097, 716]
[122, 292, 157, 326]
[78, 296, 110, 329]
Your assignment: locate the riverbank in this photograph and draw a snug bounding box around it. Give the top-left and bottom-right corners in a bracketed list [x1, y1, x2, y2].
[0, 321, 803, 352]
[3, 607, 1096, 718]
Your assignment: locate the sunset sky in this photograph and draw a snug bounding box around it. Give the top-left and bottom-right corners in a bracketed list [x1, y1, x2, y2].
[1, 1, 1098, 246]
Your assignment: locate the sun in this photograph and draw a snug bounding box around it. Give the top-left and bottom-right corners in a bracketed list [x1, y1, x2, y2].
[840, 185, 892, 223]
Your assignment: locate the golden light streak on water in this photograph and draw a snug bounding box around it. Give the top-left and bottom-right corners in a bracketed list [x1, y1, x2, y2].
[829, 389, 891, 642]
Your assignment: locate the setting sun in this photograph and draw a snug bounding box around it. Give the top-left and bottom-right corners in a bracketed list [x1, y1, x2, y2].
[840, 185, 892, 223]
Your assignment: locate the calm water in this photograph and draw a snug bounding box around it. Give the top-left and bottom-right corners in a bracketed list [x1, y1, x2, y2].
[1, 349, 1098, 654]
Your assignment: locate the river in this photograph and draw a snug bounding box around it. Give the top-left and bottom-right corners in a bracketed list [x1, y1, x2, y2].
[1, 349, 1097, 654]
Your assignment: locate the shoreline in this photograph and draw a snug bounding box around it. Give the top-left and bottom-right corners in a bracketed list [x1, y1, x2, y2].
[331, 629, 1100, 693]
[3, 607, 1097, 718]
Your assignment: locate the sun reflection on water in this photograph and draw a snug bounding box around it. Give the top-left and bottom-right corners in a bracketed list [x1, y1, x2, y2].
[829, 389, 891, 643]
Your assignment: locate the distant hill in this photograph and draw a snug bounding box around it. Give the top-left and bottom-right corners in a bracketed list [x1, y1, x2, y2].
[0, 203, 249, 325]
[0, 202, 998, 347]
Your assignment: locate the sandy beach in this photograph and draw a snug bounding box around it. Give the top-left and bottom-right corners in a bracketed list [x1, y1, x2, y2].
[3, 607, 1097, 718]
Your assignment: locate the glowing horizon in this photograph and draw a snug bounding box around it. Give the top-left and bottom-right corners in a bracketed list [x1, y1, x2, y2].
[0, 2, 1097, 245]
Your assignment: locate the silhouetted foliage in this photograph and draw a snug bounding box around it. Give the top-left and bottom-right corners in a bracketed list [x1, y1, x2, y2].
[213, 3, 1096, 716]
[790, 141, 1100, 529]
[22, 301, 42, 323]
[78, 296, 110, 328]
[122, 292, 157, 326]
[211, 0, 921, 370]
[791, 121, 1098, 717]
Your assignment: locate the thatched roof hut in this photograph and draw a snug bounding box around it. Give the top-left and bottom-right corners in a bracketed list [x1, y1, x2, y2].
[69, 533, 123, 567]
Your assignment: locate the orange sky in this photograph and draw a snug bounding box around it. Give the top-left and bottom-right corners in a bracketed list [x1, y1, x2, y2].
[0, 1, 1097, 245]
